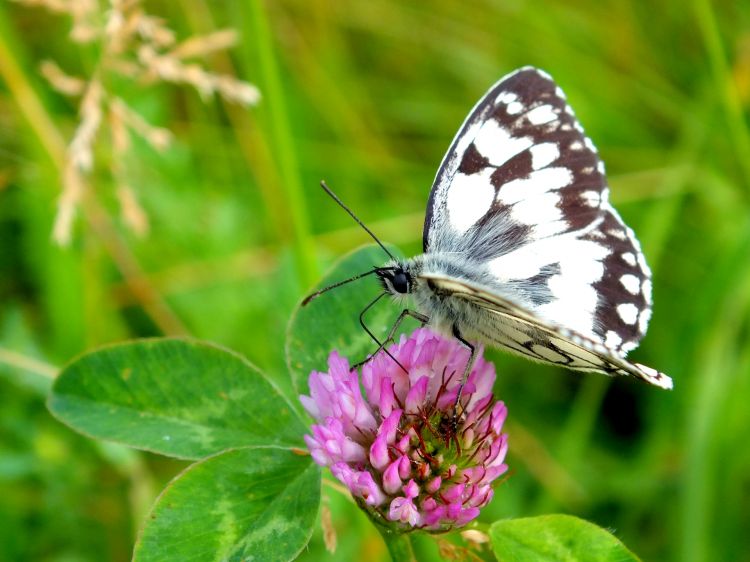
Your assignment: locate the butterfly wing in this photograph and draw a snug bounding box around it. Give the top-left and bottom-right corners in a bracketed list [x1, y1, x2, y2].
[420, 274, 672, 389]
[423, 66, 653, 357]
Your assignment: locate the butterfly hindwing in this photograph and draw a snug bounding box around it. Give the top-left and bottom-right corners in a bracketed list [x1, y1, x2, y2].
[422, 66, 653, 357]
[420, 274, 672, 389]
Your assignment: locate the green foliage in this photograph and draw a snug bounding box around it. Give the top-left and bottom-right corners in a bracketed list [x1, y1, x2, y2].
[49, 337, 321, 561]
[40, 247, 647, 561]
[490, 514, 639, 562]
[1, 0, 749, 561]
[49, 339, 306, 459]
[134, 447, 320, 562]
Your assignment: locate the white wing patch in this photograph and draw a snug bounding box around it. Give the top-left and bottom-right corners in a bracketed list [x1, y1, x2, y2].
[617, 303, 639, 325]
[526, 104, 558, 125]
[509, 193, 565, 234]
[542, 275, 600, 336]
[497, 167, 572, 205]
[473, 120, 532, 168]
[446, 168, 495, 233]
[530, 143, 560, 170]
[506, 101, 524, 115]
[619, 274, 641, 295]
[495, 91, 518, 105]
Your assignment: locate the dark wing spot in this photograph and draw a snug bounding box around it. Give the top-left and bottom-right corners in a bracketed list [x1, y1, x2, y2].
[524, 262, 561, 305]
[458, 143, 490, 175]
[490, 150, 533, 189]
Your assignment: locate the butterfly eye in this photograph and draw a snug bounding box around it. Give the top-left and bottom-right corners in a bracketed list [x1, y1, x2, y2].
[391, 272, 410, 294]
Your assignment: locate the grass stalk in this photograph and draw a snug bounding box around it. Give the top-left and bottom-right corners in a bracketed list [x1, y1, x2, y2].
[680, 220, 750, 562]
[0, 347, 57, 379]
[533, 376, 608, 513]
[245, 1, 319, 288]
[0, 5, 66, 171]
[693, 0, 750, 194]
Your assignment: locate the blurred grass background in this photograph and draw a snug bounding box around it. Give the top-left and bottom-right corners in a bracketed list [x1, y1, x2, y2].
[1, 1, 749, 561]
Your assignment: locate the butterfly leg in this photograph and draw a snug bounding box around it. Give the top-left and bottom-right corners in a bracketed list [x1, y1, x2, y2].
[355, 292, 406, 372]
[383, 309, 430, 344]
[451, 324, 478, 419]
[354, 305, 428, 371]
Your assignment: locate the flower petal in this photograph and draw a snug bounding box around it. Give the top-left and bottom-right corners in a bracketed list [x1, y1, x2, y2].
[405, 376, 429, 412]
[389, 496, 421, 527]
[383, 458, 403, 495]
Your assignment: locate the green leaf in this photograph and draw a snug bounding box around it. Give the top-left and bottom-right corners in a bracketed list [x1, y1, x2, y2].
[48, 339, 307, 459]
[286, 244, 415, 394]
[490, 514, 641, 562]
[134, 446, 321, 562]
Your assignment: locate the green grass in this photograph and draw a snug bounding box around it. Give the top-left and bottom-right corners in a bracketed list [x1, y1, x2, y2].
[1, 1, 749, 561]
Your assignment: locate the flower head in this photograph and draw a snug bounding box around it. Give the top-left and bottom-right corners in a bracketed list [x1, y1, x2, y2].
[300, 328, 509, 531]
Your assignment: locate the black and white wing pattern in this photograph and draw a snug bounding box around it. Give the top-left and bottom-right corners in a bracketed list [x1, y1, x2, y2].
[421, 67, 669, 387]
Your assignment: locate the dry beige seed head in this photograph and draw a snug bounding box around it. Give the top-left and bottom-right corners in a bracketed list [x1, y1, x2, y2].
[108, 99, 130, 154]
[39, 60, 85, 96]
[117, 184, 149, 237]
[12, 0, 71, 15]
[216, 76, 261, 106]
[69, 79, 104, 172]
[460, 529, 491, 545]
[21, 0, 260, 244]
[53, 165, 85, 245]
[169, 29, 239, 60]
[320, 504, 337, 554]
[137, 13, 175, 47]
[112, 98, 172, 152]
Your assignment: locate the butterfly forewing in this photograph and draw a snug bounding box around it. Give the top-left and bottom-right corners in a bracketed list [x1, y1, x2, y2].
[422, 66, 654, 357]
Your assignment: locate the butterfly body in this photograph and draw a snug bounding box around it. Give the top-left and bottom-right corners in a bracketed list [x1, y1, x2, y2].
[373, 66, 672, 390]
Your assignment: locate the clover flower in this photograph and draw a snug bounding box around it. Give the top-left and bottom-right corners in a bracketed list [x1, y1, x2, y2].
[300, 328, 508, 531]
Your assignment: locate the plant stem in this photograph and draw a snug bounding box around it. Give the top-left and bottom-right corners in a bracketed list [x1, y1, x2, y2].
[680, 222, 750, 562]
[376, 526, 416, 562]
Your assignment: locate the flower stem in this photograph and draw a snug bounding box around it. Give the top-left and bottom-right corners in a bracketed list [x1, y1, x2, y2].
[376, 526, 416, 562]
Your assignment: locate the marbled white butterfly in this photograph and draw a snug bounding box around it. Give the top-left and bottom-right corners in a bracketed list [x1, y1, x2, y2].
[307, 66, 673, 391]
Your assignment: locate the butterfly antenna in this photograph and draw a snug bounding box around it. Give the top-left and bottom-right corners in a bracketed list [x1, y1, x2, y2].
[302, 269, 381, 306]
[319, 180, 397, 261]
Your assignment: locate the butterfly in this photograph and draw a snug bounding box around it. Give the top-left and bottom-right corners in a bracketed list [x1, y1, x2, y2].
[307, 66, 672, 391]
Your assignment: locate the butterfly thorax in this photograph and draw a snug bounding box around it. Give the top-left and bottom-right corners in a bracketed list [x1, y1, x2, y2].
[379, 254, 498, 339]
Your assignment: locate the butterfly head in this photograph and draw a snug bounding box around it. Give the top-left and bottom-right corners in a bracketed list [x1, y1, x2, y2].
[377, 263, 414, 296]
